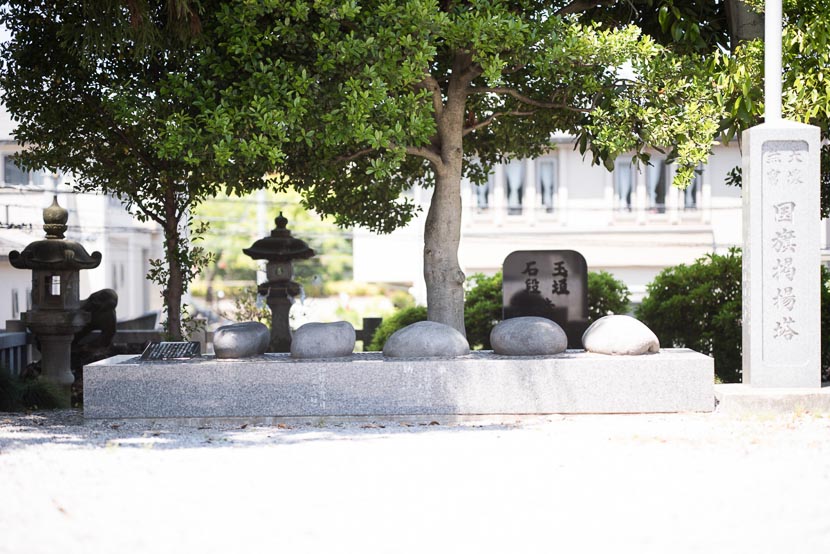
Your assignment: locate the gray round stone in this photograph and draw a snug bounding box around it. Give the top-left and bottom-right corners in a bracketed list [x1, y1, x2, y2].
[581, 315, 660, 355]
[291, 321, 356, 359]
[490, 317, 567, 356]
[213, 321, 270, 359]
[383, 321, 470, 358]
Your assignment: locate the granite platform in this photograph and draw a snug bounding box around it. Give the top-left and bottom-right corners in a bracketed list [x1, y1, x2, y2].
[715, 383, 830, 415]
[83, 349, 714, 420]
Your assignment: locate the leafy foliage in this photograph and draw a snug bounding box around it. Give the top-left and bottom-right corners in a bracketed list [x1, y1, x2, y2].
[166, 0, 725, 333]
[712, 0, 830, 216]
[638, 250, 830, 383]
[0, 371, 69, 411]
[193, 188, 352, 284]
[636, 249, 743, 383]
[587, 271, 632, 322]
[0, 0, 274, 339]
[464, 273, 503, 350]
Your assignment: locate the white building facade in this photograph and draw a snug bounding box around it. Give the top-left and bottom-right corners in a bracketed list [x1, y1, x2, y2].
[353, 138, 823, 303]
[0, 109, 163, 324]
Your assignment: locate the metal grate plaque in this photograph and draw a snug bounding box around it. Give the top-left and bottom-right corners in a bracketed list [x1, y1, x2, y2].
[140, 341, 201, 361]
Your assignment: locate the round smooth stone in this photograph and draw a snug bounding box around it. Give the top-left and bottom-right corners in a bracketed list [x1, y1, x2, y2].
[490, 316, 567, 356]
[291, 321, 356, 358]
[213, 321, 270, 359]
[382, 321, 470, 358]
[581, 315, 660, 355]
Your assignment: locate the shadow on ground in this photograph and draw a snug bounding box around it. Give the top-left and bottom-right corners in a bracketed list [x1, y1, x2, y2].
[0, 409, 528, 453]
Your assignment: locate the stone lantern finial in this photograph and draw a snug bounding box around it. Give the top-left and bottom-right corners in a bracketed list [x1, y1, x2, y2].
[43, 195, 69, 239]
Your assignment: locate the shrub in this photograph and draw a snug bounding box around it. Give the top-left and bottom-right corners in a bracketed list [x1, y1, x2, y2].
[636, 249, 742, 382]
[464, 273, 503, 349]
[587, 271, 631, 321]
[366, 306, 428, 351]
[0, 370, 69, 411]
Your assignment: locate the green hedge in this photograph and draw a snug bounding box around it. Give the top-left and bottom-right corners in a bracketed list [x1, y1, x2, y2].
[367, 270, 631, 351]
[636, 248, 830, 383]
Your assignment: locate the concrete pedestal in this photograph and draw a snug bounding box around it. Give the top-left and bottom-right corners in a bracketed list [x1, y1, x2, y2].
[742, 121, 822, 387]
[84, 349, 714, 420]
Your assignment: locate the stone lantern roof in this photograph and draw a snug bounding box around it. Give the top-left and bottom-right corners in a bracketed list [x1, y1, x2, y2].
[243, 212, 315, 262]
[8, 196, 102, 271]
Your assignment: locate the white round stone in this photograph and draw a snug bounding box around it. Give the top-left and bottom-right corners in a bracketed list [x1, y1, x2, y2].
[382, 321, 470, 358]
[581, 315, 660, 355]
[291, 321, 356, 359]
[213, 321, 270, 359]
[490, 317, 567, 356]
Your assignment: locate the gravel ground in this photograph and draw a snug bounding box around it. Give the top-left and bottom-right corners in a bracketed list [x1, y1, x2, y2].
[1, 410, 829, 554]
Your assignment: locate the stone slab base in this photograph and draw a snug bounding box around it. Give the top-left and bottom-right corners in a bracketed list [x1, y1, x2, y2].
[84, 349, 714, 419]
[715, 383, 830, 415]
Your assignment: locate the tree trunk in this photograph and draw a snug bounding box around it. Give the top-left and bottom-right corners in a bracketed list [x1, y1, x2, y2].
[163, 192, 184, 341]
[423, 52, 469, 336]
[424, 166, 466, 335]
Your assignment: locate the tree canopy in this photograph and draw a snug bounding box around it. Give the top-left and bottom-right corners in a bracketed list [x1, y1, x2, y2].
[0, 0, 273, 339]
[165, 0, 723, 334]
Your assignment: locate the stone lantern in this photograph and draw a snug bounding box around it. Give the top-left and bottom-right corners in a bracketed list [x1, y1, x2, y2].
[243, 212, 314, 352]
[9, 196, 102, 399]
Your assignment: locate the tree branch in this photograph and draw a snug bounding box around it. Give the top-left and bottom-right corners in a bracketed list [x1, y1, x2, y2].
[469, 87, 591, 113]
[555, 0, 616, 16]
[462, 110, 536, 136]
[405, 145, 443, 167]
[334, 148, 376, 164]
[414, 75, 444, 118]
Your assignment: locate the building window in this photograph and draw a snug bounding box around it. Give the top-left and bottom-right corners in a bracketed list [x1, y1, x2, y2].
[504, 159, 524, 215]
[2, 155, 51, 187]
[614, 159, 634, 210]
[647, 159, 667, 213]
[475, 175, 492, 212]
[3, 155, 28, 186]
[684, 166, 702, 209]
[537, 159, 557, 213]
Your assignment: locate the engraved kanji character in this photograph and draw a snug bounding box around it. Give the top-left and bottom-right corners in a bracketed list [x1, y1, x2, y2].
[765, 168, 783, 187]
[521, 261, 539, 276]
[525, 278, 540, 293]
[765, 151, 783, 165]
[773, 202, 796, 223]
[772, 228, 797, 253]
[552, 261, 568, 278]
[774, 317, 799, 340]
[786, 168, 805, 185]
[773, 287, 796, 311]
[551, 278, 570, 295]
[772, 258, 796, 281]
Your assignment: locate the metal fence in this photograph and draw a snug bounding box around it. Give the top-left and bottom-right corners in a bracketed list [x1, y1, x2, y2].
[0, 331, 29, 378]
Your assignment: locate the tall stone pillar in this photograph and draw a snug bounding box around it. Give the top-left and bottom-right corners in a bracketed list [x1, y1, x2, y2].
[742, 121, 821, 387]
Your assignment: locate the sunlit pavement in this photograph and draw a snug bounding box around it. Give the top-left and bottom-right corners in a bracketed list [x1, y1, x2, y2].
[1, 410, 829, 554]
